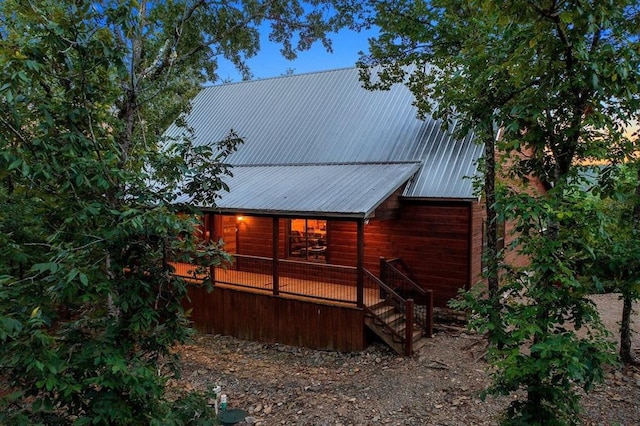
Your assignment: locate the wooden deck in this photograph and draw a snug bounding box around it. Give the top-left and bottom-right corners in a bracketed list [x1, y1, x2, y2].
[173, 262, 383, 307]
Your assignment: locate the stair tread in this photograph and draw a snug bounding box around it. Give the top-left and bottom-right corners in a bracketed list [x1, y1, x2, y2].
[381, 312, 404, 323]
[365, 297, 431, 356]
[371, 305, 394, 315]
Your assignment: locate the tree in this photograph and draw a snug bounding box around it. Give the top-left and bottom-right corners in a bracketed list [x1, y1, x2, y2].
[355, 0, 519, 339]
[0, 0, 351, 423]
[356, 0, 640, 423]
[590, 162, 640, 365]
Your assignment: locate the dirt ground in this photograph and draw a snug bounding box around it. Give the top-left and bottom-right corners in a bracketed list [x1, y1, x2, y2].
[175, 294, 640, 425]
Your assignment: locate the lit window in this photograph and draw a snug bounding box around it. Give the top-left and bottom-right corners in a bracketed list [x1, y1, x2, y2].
[288, 219, 327, 262]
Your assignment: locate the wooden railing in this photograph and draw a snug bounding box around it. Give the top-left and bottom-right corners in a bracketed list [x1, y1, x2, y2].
[380, 257, 433, 337]
[276, 258, 359, 303]
[171, 254, 360, 305]
[363, 269, 416, 355]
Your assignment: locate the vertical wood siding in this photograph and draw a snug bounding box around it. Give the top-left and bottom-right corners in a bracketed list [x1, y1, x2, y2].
[184, 285, 366, 352]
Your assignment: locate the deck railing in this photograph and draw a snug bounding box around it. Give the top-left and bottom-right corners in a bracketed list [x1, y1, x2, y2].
[277, 258, 358, 304]
[170, 262, 209, 282]
[381, 257, 433, 337]
[171, 254, 362, 305]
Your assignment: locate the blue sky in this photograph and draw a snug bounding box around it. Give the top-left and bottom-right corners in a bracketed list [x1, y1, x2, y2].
[215, 26, 377, 82]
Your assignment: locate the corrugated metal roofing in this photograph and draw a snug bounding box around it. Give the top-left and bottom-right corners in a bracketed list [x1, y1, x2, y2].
[176, 163, 420, 218]
[164, 67, 482, 210]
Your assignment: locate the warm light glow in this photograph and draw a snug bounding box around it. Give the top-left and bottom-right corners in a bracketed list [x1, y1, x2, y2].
[236, 215, 244, 222]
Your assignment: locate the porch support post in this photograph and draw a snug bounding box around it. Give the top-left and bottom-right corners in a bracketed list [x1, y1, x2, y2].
[356, 218, 364, 308]
[272, 217, 280, 296]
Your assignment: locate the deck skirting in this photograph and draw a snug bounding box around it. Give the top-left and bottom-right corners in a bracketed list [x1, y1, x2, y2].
[184, 284, 367, 352]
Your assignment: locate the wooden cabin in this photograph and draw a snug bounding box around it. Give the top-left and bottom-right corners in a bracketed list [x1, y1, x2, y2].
[165, 68, 484, 354]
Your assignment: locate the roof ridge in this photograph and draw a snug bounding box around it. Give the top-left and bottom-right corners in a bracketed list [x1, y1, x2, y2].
[202, 67, 357, 89]
[230, 161, 422, 167]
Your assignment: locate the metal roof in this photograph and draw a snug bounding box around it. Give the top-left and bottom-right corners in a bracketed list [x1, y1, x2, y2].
[176, 162, 421, 218]
[164, 68, 482, 212]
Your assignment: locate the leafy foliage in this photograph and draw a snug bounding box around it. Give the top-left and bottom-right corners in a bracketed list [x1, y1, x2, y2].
[586, 164, 640, 363]
[357, 0, 640, 423]
[0, 0, 351, 423]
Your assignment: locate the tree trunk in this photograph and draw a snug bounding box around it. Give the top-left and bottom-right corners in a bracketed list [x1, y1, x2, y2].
[619, 293, 636, 365]
[482, 128, 504, 349]
[484, 131, 499, 298]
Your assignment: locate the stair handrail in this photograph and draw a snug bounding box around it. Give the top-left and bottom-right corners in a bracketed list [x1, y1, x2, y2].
[381, 257, 433, 338]
[383, 258, 427, 296]
[363, 269, 407, 338]
[363, 268, 416, 355]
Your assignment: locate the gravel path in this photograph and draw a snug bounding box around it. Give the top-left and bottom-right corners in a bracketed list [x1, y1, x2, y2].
[175, 293, 640, 425]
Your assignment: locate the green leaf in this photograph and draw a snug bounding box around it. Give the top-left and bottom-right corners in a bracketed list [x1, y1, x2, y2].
[79, 273, 89, 286]
[7, 159, 22, 171]
[559, 11, 573, 24]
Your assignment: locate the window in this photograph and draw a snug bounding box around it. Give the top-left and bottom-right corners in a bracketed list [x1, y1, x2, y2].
[288, 219, 327, 262]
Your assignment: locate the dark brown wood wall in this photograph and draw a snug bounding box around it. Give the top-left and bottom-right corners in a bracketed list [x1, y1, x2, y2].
[213, 201, 473, 308]
[233, 216, 291, 258]
[325, 221, 358, 267]
[184, 285, 367, 352]
[235, 216, 274, 257]
[363, 201, 472, 308]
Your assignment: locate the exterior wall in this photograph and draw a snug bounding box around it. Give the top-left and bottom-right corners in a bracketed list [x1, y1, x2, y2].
[497, 144, 548, 270]
[363, 200, 472, 308]
[184, 284, 367, 352]
[504, 219, 529, 269]
[325, 221, 358, 267]
[469, 200, 532, 288]
[234, 216, 276, 257]
[211, 201, 473, 308]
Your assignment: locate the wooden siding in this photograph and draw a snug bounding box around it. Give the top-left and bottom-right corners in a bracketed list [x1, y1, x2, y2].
[235, 216, 274, 257]
[326, 221, 358, 267]
[363, 201, 471, 308]
[184, 284, 366, 352]
[211, 201, 473, 308]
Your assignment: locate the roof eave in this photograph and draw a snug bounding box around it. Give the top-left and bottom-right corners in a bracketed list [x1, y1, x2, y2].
[202, 206, 367, 220]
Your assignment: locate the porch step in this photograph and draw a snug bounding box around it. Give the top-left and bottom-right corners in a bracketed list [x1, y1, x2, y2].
[364, 316, 405, 354]
[365, 299, 429, 356]
[370, 303, 394, 316]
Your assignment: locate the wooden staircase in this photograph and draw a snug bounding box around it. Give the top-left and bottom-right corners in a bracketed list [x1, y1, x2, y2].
[365, 300, 429, 356]
[363, 261, 433, 356]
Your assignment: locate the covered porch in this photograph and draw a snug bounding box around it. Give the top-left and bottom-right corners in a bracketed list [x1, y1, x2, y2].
[177, 162, 434, 353]
[178, 250, 433, 353]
